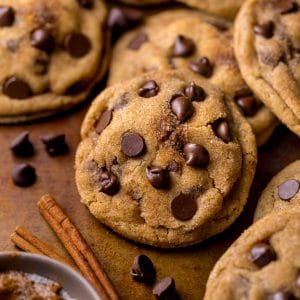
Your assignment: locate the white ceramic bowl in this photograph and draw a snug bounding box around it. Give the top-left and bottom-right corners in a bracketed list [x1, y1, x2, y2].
[0, 252, 100, 300]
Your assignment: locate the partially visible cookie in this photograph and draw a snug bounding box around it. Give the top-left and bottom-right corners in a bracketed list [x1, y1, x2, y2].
[75, 69, 257, 248]
[177, 0, 245, 20]
[0, 0, 107, 123]
[235, 0, 300, 137]
[254, 160, 300, 221]
[205, 209, 300, 300]
[108, 10, 278, 145]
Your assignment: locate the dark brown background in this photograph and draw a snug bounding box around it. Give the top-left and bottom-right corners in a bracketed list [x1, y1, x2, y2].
[0, 103, 299, 299]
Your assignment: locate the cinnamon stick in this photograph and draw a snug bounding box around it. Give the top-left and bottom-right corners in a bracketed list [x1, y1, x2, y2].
[10, 226, 73, 268]
[38, 194, 119, 300]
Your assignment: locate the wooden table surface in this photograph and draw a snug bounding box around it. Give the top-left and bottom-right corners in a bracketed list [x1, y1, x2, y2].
[0, 103, 299, 299]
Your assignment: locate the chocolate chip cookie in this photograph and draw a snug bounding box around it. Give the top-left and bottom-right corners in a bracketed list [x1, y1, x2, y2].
[234, 0, 300, 137]
[254, 160, 300, 221]
[108, 10, 278, 145]
[0, 0, 107, 123]
[116, 0, 170, 5]
[177, 0, 245, 20]
[75, 69, 257, 248]
[204, 209, 300, 300]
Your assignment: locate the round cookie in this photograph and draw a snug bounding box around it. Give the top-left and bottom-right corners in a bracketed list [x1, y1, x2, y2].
[75, 69, 257, 248]
[204, 209, 300, 300]
[108, 10, 278, 145]
[254, 160, 300, 221]
[234, 0, 300, 137]
[177, 0, 245, 20]
[0, 0, 107, 123]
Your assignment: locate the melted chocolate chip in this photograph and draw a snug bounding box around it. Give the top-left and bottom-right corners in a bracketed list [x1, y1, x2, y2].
[41, 134, 68, 156]
[127, 31, 148, 50]
[152, 277, 176, 300]
[254, 21, 274, 39]
[99, 169, 119, 195]
[77, 0, 93, 9]
[10, 131, 34, 157]
[212, 119, 231, 143]
[138, 80, 159, 98]
[0, 6, 14, 27]
[121, 132, 145, 157]
[184, 143, 210, 168]
[171, 193, 197, 221]
[184, 82, 206, 102]
[269, 289, 296, 300]
[3, 76, 32, 99]
[170, 95, 194, 122]
[250, 243, 276, 268]
[130, 255, 156, 284]
[146, 166, 170, 189]
[278, 179, 300, 201]
[172, 35, 195, 57]
[190, 57, 213, 78]
[276, 0, 298, 14]
[31, 28, 55, 52]
[107, 7, 143, 38]
[12, 163, 36, 187]
[95, 109, 113, 134]
[235, 95, 258, 117]
[64, 32, 91, 58]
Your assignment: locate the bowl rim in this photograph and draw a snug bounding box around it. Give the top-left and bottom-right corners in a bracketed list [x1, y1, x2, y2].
[0, 251, 100, 300]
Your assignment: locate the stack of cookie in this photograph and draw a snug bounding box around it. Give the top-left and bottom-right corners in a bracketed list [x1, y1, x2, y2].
[74, 0, 300, 298]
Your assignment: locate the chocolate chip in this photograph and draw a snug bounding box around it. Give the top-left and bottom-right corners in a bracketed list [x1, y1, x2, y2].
[0, 6, 15, 27]
[10, 131, 34, 157]
[130, 255, 156, 284]
[172, 35, 195, 57]
[95, 109, 113, 134]
[269, 289, 296, 300]
[171, 193, 197, 221]
[152, 277, 177, 299]
[235, 95, 258, 117]
[127, 31, 148, 50]
[190, 57, 213, 78]
[41, 134, 68, 156]
[121, 133, 145, 157]
[278, 179, 300, 201]
[12, 163, 36, 187]
[138, 80, 159, 98]
[212, 119, 231, 143]
[254, 21, 274, 39]
[77, 0, 93, 9]
[99, 170, 118, 194]
[146, 166, 170, 189]
[107, 7, 143, 38]
[184, 143, 210, 168]
[64, 32, 91, 58]
[170, 95, 194, 122]
[3, 76, 32, 99]
[99, 169, 119, 196]
[250, 243, 276, 268]
[184, 82, 206, 102]
[31, 28, 55, 52]
[276, 0, 298, 14]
